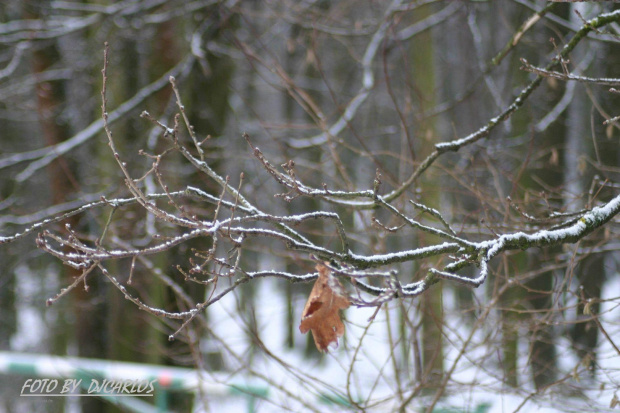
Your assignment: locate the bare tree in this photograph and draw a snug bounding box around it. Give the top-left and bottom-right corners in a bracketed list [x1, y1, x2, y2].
[1, 1, 620, 412]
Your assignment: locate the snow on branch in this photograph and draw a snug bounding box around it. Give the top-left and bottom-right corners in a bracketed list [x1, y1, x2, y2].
[520, 58, 620, 86]
[8, 61, 620, 327]
[1, 8, 619, 336]
[483, 194, 620, 260]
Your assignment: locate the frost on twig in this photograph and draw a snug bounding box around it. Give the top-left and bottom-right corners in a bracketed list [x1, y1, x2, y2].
[20, 67, 620, 332]
[520, 58, 620, 87]
[1, 14, 619, 339]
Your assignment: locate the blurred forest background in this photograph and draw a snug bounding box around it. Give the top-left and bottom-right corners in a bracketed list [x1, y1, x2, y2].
[1, 0, 620, 412]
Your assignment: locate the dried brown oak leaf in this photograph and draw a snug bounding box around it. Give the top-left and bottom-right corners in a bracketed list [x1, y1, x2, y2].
[299, 263, 350, 352]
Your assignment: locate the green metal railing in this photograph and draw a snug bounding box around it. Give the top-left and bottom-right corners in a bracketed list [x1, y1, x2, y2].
[1, 351, 493, 412]
[0, 351, 267, 413]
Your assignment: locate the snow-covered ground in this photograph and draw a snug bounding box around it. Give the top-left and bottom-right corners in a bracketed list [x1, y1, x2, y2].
[202, 269, 620, 413]
[4, 262, 619, 412]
